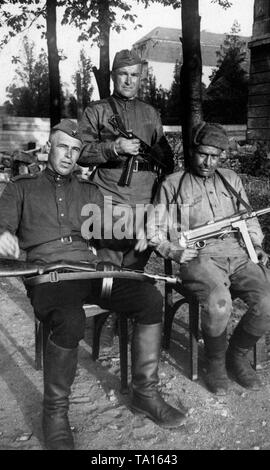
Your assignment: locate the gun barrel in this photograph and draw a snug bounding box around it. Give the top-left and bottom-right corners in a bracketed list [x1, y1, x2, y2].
[253, 207, 270, 218]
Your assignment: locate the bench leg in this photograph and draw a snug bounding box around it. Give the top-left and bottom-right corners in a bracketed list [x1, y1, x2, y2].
[189, 300, 200, 381]
[92, 311, 111, 360]
[35, 318, 42, 370]
[35, 317, 50, 370]
[117, 315, 129, 394]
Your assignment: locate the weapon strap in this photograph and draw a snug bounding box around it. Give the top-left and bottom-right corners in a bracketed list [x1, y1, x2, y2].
[107, 96, 127, 133]
[216, 170, 253, 213]
[171, 170, 188, 203]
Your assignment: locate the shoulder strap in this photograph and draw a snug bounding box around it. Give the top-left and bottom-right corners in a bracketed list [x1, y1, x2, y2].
[216, 169, 252, 213]
[107, 96, 126, 133]
[171, 170, 188, 204]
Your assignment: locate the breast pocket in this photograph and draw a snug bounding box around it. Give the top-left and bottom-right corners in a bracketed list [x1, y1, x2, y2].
[180, 195, 203, 229]
[221, 191, 236, 213]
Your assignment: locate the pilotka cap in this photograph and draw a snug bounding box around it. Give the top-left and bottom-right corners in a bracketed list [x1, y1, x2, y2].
[51, 119, 82, 141]
[112, 49, 142, 70]
[192, 121, 228, 151]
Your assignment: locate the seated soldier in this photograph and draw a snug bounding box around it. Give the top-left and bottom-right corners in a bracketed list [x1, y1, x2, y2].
[147, 122, 270, 396]
[0, 119, 186, 451]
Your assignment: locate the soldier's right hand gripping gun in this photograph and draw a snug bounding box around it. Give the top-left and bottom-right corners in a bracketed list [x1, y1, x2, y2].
[108, 115, 166, 187]
[108, 115, 150, 187]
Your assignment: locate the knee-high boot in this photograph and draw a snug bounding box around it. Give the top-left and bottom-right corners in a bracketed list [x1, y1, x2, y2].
[202, 329, 229, 395]
[43, 338, 78, 450]
[130, 323, 187, 429]
[226, 323, 262, 390]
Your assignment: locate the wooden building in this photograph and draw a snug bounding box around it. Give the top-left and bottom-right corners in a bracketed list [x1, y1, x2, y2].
[247, 0, 270, 144]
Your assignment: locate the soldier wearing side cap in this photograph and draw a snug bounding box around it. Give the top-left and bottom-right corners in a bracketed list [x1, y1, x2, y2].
[0, 119, 187, 451]
[147, 122, 270, 396]
[78, 48, 175, 270]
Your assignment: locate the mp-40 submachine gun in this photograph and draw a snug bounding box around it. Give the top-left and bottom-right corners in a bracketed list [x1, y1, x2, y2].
[180, 207, 270, 264]
[108, 115, 166, 187]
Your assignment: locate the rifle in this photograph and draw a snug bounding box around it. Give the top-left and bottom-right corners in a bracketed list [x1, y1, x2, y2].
[0, 259, 180, 298]
[108, 115, 166, 187]
[180, 207, 270, 264]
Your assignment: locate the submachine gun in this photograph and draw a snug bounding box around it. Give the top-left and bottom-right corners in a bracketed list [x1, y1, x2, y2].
[180, 207, 270, 264]
[108, 115, 166, 187]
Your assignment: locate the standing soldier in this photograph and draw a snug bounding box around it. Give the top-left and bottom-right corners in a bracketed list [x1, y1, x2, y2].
[78, 49, 174, 269]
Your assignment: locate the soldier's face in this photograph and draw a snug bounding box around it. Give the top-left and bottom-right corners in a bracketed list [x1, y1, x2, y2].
[48, 131, 82, 176]
[192, 145, 222, 177]
[112, 64, 141, 99]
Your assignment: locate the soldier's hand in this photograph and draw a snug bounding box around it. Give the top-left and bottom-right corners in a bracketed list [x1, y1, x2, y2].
[114, 137, 140, 156]
[170, 245, 198, 264]
[0, 231, 20, 259]
[179, 248, 198, 264]
[254, 246, 269, 266]
[135, 226, 148, 252]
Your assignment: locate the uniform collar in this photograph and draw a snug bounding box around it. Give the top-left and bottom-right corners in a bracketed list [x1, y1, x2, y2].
[112, 92, 136, 103]
[45, 167, 72, 184]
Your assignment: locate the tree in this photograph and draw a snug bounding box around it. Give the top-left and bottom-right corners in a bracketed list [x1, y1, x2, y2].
[69, 49, 94, 119]
[141, 68, 169, 122]
[0, 0, 233, 128]
[5, 36, 50, 117]
[167, 60, 182, 125]
[61, 0, 181, 98]
[204, 20, 249, 123]
[180, 0, 232, 167]
[46, 0, 61, 126]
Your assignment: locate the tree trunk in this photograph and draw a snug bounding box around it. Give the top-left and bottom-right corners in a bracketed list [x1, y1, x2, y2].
[181, 0, 203, 168]
[46, 0, 61, 128]
[93, 0, 111, 98]
[76, 72, 83, 120]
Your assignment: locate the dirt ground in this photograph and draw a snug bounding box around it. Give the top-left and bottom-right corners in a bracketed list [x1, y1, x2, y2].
[1, 267, 270, 455]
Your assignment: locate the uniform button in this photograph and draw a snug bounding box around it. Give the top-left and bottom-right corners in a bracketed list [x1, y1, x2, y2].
[60, 213, 64, 217]
[59, 198, 62, 201]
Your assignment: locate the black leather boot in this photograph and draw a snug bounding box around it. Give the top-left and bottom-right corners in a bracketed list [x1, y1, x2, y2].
[43, 339, 78, 450]
[130, 323, 187, 429]
[203, 329, 229, 396]
[226, 325, 262, 391]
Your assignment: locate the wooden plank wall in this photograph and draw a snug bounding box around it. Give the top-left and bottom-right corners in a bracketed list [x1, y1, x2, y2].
[247, 43, 270, 142]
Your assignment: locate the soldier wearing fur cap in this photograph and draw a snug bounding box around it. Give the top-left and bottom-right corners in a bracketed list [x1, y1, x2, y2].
[147, 121, 270, 396]
[78, 48, 174, 270]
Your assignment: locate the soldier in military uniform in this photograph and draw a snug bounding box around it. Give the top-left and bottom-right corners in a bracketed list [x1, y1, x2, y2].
[147, 122, 270, 396]
[78, 49, 174, 269]
[0, 120, 186, 451]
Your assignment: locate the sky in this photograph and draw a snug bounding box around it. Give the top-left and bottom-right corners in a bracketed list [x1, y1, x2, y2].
[0, 0, 255, 105]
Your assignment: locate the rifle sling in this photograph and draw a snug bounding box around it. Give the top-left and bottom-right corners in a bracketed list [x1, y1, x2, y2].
[23, 270, 156, 286]
[107, 96, 126, 133]
[216, 170, 253, 213]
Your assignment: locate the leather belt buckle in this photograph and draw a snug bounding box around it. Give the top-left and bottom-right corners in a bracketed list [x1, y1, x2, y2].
[49, 271, 59, 283]
[133, 160, 139, 172]
[61, 236, 72, 244]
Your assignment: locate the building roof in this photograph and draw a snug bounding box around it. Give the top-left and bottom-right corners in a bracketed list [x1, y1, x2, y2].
[133, 26, 250, 67]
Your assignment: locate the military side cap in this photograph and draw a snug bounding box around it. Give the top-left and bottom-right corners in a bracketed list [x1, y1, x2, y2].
[192, 121, 228, 151]
[112, 49, 142, 70]
[52, 119, 82, 141]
